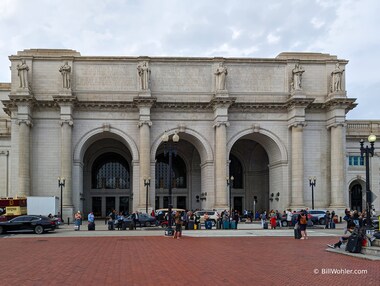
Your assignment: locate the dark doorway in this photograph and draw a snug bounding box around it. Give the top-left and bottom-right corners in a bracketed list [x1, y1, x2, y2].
[106, 197, 115, 215]
[177, 196, 186, 209]
[351, 184, 362, 212]
[119, 196, 129, 215]
[234, 197, 243, 214]
[92, 197, 102, 217]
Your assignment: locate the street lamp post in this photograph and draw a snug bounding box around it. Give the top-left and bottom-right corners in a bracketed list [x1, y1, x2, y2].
[226, 176, 234, 217]
[309, 177, 316, 210]
[58, 177, 65, 222]
[161, 131, 179, 236]
[360, 133, 376, 228]
[144, 177, 151, 214]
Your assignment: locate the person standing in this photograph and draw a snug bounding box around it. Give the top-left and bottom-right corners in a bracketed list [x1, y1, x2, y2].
[74, 211, 82, 231]
[88, 211, 95, 231]
[298, 210, 308, 239]
[173, 211, 183, 239]
[132, 211, 140, 229]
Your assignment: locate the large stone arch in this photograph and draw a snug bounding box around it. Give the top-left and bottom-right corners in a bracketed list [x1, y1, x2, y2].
[227, 127, 289, 212]
[150, 127, 213, 164]
[227, 127, 287, 163]
[150, 127, 214, 210]
[73, 126, 139, 163]
[72, 127, 139, 214]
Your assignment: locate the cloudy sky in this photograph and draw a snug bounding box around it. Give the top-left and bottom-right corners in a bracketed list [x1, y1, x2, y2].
[0, 0, 379, 119]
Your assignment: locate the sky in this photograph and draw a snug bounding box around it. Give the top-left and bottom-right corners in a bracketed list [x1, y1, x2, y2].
[0, 0, 379, 120]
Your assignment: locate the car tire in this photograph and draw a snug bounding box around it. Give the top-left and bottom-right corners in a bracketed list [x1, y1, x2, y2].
[319, 218, 325, 225]
[34, 225, 44, 234]
[282, 221, 288, 227]
[145, 222, 151, 227]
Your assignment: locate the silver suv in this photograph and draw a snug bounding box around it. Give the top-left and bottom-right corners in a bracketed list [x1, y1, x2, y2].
[194, 210, 220, 225]
[308, 210, 327, 225]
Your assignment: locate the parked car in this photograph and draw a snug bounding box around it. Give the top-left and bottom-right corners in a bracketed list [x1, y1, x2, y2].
[194, 210, 220, 225]
[308, 210, 327, 225]
[0, 215, 57, 234]
[122, 213, 156, 228]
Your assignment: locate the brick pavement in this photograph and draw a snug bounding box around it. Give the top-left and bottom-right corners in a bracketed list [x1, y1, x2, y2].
[0, 236, 378, 286]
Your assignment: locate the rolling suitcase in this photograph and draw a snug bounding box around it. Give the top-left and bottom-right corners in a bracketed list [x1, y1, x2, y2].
[263, 222, 268, 229]
[88, 222, 95, 231]
[345, 234, 362, 253]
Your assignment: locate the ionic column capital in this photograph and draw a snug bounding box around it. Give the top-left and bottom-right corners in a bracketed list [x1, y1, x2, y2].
[213, 121, 230, 128]
[288, 121, 307, 129]
[60, 120, 74, 127]
[138, 120, 152, 128]
[327, 122, 346, 129]
[16, 119, 33, 127]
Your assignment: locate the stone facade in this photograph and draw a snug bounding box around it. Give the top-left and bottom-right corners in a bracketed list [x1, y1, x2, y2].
[0, 49, 378, 221]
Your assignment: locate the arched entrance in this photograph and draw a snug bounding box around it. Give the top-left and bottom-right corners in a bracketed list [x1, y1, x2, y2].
[229, 139, 269, 214]
[228, 128, 288, 214]
[350, 182, 363, 212]
[151, 129, 214, 211]
[82, 137, 133, 217]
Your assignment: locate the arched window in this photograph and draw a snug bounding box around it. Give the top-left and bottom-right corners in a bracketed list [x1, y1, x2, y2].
[91, 152, 130, 189]
[155, 153, 186, 188]
[229, 154, 243, 188]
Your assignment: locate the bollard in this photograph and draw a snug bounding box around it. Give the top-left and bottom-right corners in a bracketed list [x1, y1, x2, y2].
[67, 217, 70, 225]
[339, 216, 342, 223]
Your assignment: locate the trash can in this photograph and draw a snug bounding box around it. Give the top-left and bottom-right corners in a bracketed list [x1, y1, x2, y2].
[205, 220, 212, 229]
[188, 220, 195, 230]
[216, 219, 222, 229]
[223, 220, 230, 229]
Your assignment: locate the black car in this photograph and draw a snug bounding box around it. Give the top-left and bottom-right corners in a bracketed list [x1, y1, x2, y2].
[0, 215, 57, 234]
[123, 213, 157, 228]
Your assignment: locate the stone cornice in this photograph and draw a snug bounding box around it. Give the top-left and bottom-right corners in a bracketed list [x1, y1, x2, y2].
[133, 97, 157, 107]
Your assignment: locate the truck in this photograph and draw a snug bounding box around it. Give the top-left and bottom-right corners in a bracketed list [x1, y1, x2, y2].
[0, 197, 27, 221]
[27, 196, 60, 216]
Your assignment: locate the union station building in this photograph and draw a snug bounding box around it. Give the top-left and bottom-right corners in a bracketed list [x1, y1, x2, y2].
[0, 49, 378, 221]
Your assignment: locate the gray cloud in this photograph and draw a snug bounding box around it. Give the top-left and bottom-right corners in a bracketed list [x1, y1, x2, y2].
[0, 0, 379, 119]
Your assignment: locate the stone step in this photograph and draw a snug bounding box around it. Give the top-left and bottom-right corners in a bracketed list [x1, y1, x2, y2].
[362, 246, 380, 256]
[372, 239, 380, 247]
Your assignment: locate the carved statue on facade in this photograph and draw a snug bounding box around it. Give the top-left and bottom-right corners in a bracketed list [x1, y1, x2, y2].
[291, 63, 305, 91]
[137, 61, 150, 90]
[59, 61, 71, 89]
[17, 59, 29, 89]
[214, 63, 228, 91]
[331, 63, 344, 92]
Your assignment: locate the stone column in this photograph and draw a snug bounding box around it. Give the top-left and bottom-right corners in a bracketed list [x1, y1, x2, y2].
[60, 119, 73, 210]
[134, 97, 155, 212]
[214, 121, 229, 209]
[18, 119, 32, 197]
[290, 123, 305, 209]
[138, 120, 152, 211]
[329, 123, 346, 208]
[0, 151, 9, 197]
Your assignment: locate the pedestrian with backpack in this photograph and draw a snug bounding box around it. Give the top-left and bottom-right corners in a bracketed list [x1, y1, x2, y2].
[298, 210, 308, 239]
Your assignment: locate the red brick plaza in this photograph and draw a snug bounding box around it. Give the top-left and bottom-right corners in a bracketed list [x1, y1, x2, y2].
[0, 236, 378, 286]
